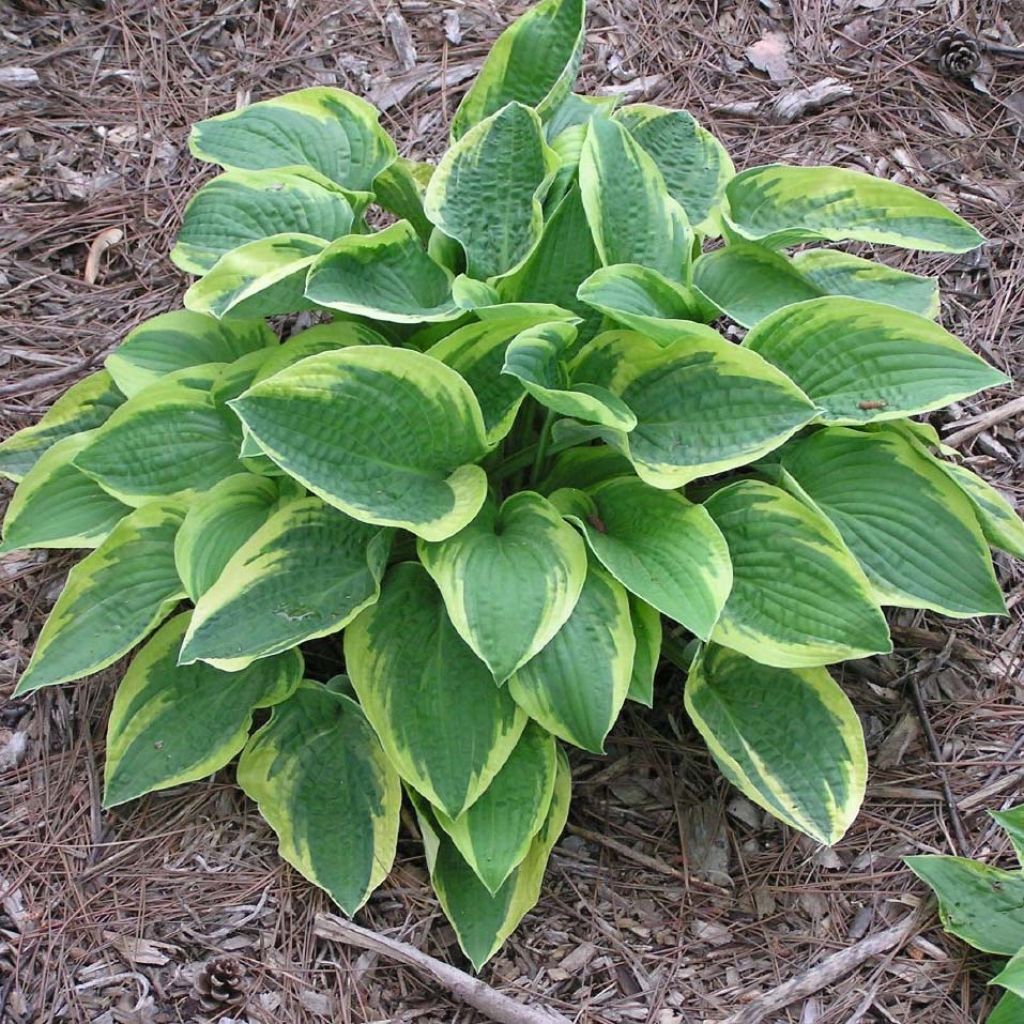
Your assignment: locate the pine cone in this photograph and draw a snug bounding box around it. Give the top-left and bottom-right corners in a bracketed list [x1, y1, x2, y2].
[935, 29, 981, 80]
[193, 956, 247, 1014]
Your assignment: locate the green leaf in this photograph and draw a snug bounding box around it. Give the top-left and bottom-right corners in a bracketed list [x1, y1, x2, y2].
[231, 346, 489, 541]
[451, 0, 586, 141]
[686, 645, 867, 845]
[418, 492, 587, 684]
[181, 496, 390, 671]
[614, 104, 734, 232]
[791, 249, 940, 318]
[705, 480, 891, 667]
[990, 805, 1024, 866]
[304, 221, 461, 323]
[184, 232, 326, 320]
[427, 319, 532, 445]
[0, 432, 129, 552]
[189, 86, 397, 190]
[934, 461, 1024, 560]
[73, 376, 245, 506]
[725, 164, 984, 252]
[508, 559, 634, 753]
[991, 950, 1024, 1000]
[412, 747, 571, 969]
[345, 562, 527, 817]
[577, 263, 716, 341]
[627, 596, 661, 706]
[693, 242, 821, 329]
[173, 473, 304, 601]
[989, 991, 1024, 1024]
[905, 855, 1024, 955]
[553, 477, 732, 641]
[250, 321, 387, 389]
[572, 328, 816, 488]
[503, 321, 637, 430]
[538, 445, 634, 494]
[105, 310, 277, 398]
[782, 427, 1006, 616]
[103, 611, 303, 806]
[14, 500, 187, 694]
[237, 680, 402, 914]
[579, 116, 692, 280]
[425, 102, 558, 280]
[0, 370, 124, 482]
[171, 167, 358, 275]
[434, 721, 558, 894]
[498, 184, 601, 323]
[373, 157, 435, 244]
[743, 297, 1007, 424]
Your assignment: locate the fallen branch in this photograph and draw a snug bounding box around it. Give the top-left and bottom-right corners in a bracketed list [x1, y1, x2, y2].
[943, 396, 1024, 448]
[721, 904, 929, 1024]
[313, 913, 573, 1024]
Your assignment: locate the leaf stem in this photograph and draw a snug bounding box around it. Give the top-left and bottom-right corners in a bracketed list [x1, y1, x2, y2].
[529, 408, 556, 487]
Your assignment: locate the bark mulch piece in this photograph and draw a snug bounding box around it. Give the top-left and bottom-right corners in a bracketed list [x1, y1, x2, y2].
[2, 1, 1023, 1022]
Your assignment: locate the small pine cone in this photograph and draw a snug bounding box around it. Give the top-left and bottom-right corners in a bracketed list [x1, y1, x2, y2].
[193, 956, 247, 1014]
[935, 29, 981, 80]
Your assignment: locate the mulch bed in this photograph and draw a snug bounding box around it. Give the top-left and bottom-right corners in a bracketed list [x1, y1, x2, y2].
[2, 1, 1023, 1021]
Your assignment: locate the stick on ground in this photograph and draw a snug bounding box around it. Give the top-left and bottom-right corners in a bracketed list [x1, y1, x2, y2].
[313, 913, 574, 1024]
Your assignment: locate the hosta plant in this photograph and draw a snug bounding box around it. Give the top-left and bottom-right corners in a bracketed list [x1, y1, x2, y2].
[4, 0, 1022, 969]
[908, 806, 1024, 1023]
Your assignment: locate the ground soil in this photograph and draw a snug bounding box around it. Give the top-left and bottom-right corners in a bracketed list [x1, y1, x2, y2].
[1, 1, 1023, 1022]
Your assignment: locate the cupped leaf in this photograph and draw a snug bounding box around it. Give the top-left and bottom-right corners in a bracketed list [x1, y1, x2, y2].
[705, 480, 891, 668]
[577, 263, 715, 341]
[304, 220, 461, 323]
[231, 347, 489, 542]
[791, 249, 940, 318]
[627, 596, 661, 707]
[181, 497, 390, 670]
[105, 310, 277, 398]
[418, 491, 587, 684]
[103, 612, 303, 806]
[614, 104, 734, 232]
[553, 477, 732, 641]
[345, 562, 527, 818]
[990, 993, 1024, 1024]
[184, 232, 326, 320]
[992, 950, 1024, 1001]
[173, 473, 303, 601]
[725, 164, 984, 252]
[782, 427, 1005, 616]
[498, 183, 601, 323]
[73, 376, 245, 506]
[451, 0, 586, 140]
[237, 680, 402, 914]
[538, 445, 634, 494]
[425, 102, 558, 280]
[0, 432, 129, 552]
[427, 319, 533, 445]
[933, 461, 1024, 560]
[15, 500, 187, 694]
[579, 116, 692, 280]
[412, 747, 571, 969]
[905, 855, 1024, 955]
[693, 242, 821, 328]
[171, 167, 358, 275]
[503, 321, 637, 430]
[0, 370, 124, 482]
[743, 297, 1007, 424]
[434, 721, 558, 894]
[251, 321, 387, 385]
[990, 805, 1024, 866]
[572, 328, 816, 488]
[686, 645, 867, 845]
[508, 559, 634, 753]
[373, 157, 435, 243]
[189, 86, 397, 190]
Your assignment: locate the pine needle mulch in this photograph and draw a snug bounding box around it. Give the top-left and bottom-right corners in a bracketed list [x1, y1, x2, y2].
[2, 2, 1023, 1022]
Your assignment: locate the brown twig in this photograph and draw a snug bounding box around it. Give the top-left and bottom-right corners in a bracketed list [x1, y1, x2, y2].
[907, 640, 971, 856]
[313, 914, 573, 1024]
[943, 396, 1024, 448]
[721, 904, 929, 1024]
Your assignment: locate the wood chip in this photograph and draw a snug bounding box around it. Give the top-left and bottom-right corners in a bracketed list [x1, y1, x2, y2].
[745, 31, 792, 82]
[0, 66, 39, 87]
[773, 78, 854, 121]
